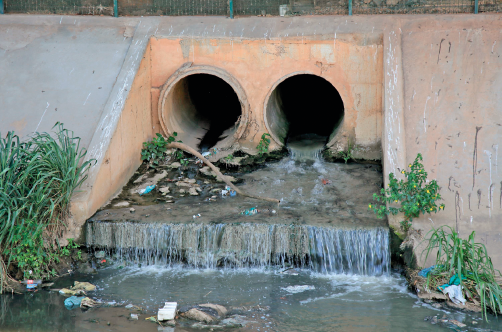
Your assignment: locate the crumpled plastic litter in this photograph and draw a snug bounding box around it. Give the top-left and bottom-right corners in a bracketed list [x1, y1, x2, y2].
[64, 296, 85, 309]
[441, 284, 466, 305]
[418, 265, 437, 277]
[139, 185, 155, 195]
[241, 207, 259, 216]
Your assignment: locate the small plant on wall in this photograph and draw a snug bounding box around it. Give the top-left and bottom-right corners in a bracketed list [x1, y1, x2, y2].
[369, 153, 445, 231]
[141, 132, 180, 168]
[256, 133, 271, 156]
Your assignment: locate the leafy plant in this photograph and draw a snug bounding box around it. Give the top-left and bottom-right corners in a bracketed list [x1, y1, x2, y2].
[337, 140, 355, 163]
[141, 133, 170, 168]
[369, 153, 445, 231]
[257, 133, 271, 156]
[224, 154, 234, 162]
[0, 123, 93, 285]
[141, 132, 183, 168]
[423, 226, 502, 320]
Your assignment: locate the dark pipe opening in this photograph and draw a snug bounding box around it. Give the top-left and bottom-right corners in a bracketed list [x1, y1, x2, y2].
[266, 74, 344, 147]
[185, 74, 241, 151]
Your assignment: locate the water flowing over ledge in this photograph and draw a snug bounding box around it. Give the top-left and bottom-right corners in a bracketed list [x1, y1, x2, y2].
[86, 222, 390, 276]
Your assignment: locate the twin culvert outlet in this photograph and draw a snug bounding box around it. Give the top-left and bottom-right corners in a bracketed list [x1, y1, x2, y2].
[158, 65, 345, 153]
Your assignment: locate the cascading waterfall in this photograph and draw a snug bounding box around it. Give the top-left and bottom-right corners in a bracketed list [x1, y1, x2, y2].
[86, 222, 390, 276]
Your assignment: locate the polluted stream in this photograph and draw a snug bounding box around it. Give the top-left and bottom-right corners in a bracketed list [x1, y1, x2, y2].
[2, 149, 502, 331]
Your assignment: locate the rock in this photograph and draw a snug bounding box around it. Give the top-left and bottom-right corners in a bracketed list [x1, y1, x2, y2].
[114, 201, 130, 207]
[199, 166, 216, 178]
[165, 320, 176, 327]
[169, 162, 181, 169]
[179, 189, 186, 194]
[130, 313, 139, 320]
[77, 262, 96, 274]
[133, 174, 148, 183]
[95, 251, 106, 259]
[191, 322, 223, 329]
[159, 187, 170, 195]
[416, 290, 447, 301]
[186, 179, 196, 184]
[72, 281, 97, 292]
[183, 308, 215, 323]
[220, 315, 249, 328]
[199, 304, 227, 317]
[125, 304, 142, 311]
[432, 303, 442, 309]
[449, 319, 466, 328]
[130, 208, 136, 213]
[59, 288, 86, 296]
[445, 299, 482, 312]
[176, 182, 192, 188]
[81, 297, 98, 308]
[189, 187, 199, 196]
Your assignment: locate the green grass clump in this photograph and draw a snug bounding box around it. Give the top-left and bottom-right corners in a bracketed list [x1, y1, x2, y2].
[423, 226, 502, 320]
[0, 123, 93, 289]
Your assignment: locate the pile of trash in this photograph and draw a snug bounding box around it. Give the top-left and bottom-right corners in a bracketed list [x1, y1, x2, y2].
[145, 301, 260, 329]
[58, 281, 99, 310]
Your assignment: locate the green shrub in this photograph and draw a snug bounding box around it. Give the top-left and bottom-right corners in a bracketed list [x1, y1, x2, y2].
[369, 153, 445, 230]
[0, 123, 93, 285]
[423, 226, 502, 320]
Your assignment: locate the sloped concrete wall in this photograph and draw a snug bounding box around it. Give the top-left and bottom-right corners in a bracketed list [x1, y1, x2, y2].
[0, 16, 139, 147]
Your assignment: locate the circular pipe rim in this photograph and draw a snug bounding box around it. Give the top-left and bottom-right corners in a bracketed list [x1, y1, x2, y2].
[158, 64, 250, 150]
[263, 71, 346, 148]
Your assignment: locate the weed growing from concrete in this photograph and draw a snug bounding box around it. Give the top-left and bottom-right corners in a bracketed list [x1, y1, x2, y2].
[423, 226, 502, 320]
[337, 140, 355, 163]
[142, 132, 189, 168]
[256, 133, 271, 156]
[369, 153, 445, 231]
[0, 123, 93, 287]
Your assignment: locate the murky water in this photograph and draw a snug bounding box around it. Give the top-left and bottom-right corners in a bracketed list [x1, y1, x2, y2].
[3, 153, 502, 331]
[1, 267, 500, 332]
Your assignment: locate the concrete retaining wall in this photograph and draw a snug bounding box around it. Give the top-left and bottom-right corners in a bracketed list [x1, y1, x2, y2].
[0, 14, 501, 267]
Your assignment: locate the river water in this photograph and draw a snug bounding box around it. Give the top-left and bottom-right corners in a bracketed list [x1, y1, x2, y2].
[0, 266, 500, 331]
[2, 151, 502, 331]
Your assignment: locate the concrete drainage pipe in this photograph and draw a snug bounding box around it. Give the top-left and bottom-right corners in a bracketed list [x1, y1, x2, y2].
[158, 65, 249, 152]
[264, 73, 344, 149]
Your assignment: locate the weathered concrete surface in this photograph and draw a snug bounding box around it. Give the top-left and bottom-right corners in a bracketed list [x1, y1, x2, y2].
[1, 14, 502, 268]
[152, 35, 383, 158]
[398, 16, 502, 267]
[0, 16, 139, 148]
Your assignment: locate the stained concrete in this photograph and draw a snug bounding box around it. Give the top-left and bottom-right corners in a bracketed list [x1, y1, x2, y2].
[1, 14, 502, 268]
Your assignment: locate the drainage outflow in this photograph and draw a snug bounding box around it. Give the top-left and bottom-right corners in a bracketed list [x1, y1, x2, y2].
[159, 67, 249, 152]
[265, 74, 344, 149]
